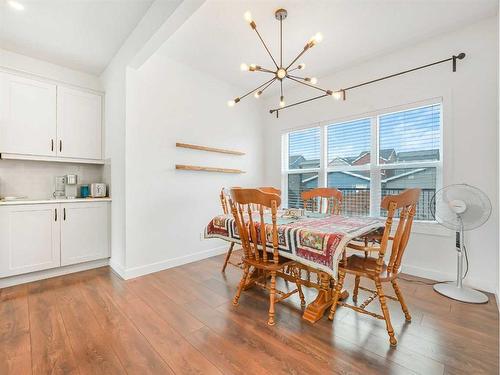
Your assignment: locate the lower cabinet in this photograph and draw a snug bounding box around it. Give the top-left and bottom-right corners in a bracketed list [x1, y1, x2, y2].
[61, 202, 109, 266]
[0, 202, 110, 278]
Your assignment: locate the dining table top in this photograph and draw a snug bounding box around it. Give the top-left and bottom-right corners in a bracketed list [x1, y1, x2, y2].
[205, 211, 384, 279]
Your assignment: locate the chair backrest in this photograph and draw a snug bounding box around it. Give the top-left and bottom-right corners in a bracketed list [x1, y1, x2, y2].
[377, 188, 421, 273]
[220, 187, 231, 214]
[258, 186, 281, 196]
[301, 187, 343, 214]
[230, 188, 281, 264]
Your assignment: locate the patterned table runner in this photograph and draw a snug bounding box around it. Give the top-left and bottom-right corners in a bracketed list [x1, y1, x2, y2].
[205, 213, 383, 278]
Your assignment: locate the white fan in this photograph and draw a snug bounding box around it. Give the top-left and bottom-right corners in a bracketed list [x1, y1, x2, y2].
[430, 183, 491, 303]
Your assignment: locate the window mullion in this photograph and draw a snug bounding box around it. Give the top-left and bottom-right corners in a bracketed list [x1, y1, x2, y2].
[370, 116, 381, 217]
[319, 124, 327, 188]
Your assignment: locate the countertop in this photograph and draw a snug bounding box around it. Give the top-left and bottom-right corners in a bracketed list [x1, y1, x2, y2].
[0, 197, 112, 206]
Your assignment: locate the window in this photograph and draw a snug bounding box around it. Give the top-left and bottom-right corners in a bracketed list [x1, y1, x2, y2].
[283, 102, 442, 221]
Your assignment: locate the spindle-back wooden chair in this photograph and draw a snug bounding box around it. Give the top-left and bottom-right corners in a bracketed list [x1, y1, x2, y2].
[230, 188, 305, 325]
[220, 187, 243, 272]
[258, 186, 281, 196]
[301, 187, 343, 214]
[328, 188, 421, 346]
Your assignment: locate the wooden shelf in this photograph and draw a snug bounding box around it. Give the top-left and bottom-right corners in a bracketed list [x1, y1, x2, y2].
[175, 164, 245, 174]
[176, 142, 245, 155]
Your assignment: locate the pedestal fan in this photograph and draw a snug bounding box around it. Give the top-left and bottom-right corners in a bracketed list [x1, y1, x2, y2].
[430, 183, 491, 303]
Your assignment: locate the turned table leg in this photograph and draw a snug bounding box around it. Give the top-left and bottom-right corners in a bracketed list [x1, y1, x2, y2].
[302, 271, 348, 323]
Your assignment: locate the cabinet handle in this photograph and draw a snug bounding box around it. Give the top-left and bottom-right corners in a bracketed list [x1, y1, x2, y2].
[55, 208, 57, 221]
[59, 140, 62, 152]
[51, 139, 54, 152]
[63, 207, 66, 221]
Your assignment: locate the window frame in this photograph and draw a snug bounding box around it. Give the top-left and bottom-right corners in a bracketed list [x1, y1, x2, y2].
[281, 99, 443, 222]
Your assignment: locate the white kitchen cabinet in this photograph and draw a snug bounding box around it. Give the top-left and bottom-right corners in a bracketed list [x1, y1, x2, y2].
[57, 86, 102, 160]
[60, 202, 109, 266]
[0, 72, 57, 156]
[0, 201, 110, 278]
[0, 204, 60, 278]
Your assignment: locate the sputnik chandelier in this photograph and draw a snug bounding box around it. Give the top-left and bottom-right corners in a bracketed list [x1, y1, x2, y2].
[228, 8, 467, 118]
[227, 8, 343, 117]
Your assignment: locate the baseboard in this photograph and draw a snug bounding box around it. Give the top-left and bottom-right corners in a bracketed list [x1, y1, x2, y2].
[109, 259, 127, 280]
[402, 264, 496, 293]
[120, 245, 228, 280]
[0, 259, 110, 289]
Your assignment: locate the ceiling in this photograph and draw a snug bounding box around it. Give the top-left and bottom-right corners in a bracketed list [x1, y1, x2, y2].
[0, 0, 154, 75]
[161, 0, 498, 91]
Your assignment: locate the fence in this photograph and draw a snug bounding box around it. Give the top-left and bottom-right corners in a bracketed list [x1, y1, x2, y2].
[288, 188, 435, 221]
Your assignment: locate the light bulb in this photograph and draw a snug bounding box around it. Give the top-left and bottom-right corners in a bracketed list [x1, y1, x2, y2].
[309, 32, 323, 46]
[279, 96, 285, 107]
[298, 63, 305, 70]
[240, 63, 249, 71]
[254, 91, 261, 99]
[8, 0, 25, 10]
[244, 11, 253, 23]
[332, 91, 342, 100]
[227, 100, 235, 107]
[310, 77, 318, 85]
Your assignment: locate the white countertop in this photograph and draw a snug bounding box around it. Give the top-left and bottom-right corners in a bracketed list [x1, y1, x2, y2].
[0, 197, 112, 206]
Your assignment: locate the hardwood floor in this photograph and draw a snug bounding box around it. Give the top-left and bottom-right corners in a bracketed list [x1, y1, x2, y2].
[0, 252, 498, 374]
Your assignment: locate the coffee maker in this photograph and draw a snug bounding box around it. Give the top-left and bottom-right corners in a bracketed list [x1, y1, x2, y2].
[53, 174, 78, 199]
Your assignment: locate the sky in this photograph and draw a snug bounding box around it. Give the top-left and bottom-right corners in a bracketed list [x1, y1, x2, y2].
[288, 104, 441, 164]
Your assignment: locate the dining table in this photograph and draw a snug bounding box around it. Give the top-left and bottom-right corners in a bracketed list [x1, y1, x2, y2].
[205, 211, 384, 323]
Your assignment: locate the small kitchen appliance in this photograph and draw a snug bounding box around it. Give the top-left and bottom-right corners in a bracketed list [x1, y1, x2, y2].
[91, 183, 107, 198]
[65, 174, 78, 199]
[53, 176, 66, 198]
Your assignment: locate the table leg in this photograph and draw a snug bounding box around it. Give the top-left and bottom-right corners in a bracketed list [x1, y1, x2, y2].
[302, 272, 348, 323]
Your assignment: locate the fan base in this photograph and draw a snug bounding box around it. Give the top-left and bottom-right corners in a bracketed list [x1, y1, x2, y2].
[433, 282, 488, 304]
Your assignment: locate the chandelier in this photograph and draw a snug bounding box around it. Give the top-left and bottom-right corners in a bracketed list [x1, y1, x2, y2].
[227, 8, 344, 117]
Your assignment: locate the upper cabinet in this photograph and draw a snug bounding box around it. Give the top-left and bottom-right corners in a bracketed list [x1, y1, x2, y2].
[0, 71, 103, 163]
[0, 72, 57, 157]
[57, 87, 102, 160]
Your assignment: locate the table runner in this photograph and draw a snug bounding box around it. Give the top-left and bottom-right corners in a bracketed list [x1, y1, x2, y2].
[205, 213, 383, 278]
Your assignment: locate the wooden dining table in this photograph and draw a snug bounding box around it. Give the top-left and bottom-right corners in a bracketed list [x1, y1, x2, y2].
[205, 211, 384, 323]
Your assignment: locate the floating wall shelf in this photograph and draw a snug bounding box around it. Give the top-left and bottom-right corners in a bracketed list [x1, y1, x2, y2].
[175, 164, 245, 174]
[176, 142, 245, 156]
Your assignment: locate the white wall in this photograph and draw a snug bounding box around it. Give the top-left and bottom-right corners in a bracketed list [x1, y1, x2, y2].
[123, 55, 264, 277]
[263, 17, 498, 293]
[100, 0, 200, 275]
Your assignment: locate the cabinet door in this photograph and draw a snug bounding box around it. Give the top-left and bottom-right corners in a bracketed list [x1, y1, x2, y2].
[60, 202, 109, 266]
[0, 72, 57, 156]
[0, 204, 60, 278]
[57, 87, 102, 160]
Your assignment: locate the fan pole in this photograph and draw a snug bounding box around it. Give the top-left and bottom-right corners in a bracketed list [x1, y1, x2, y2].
[433, 219, 488, 304]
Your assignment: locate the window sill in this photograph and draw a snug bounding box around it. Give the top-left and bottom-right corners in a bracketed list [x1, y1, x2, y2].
[411, 220, 452, 237]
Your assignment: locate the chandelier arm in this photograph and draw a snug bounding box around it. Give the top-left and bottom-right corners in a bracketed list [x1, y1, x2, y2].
[253, 27, 279, 69]
[270, 93, 328, 114]
[287, 76, 331, 94]
[238, 77, 277, 101]
[285, 46, 310, 71]
[255, 67, 276, 74]
[259, 78, 277, 95]
[280, 80, 283, 97]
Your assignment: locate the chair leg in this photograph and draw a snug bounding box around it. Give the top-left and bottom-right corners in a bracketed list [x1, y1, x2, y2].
[294, 267, 306, 307]
[375, 278, 397, 346]
[353, 275, 361, 303]
[328, 270, 346, 320]
[232, 264, 250, 306]
[268, 271, 277, 326]
[222, 243, 235, 273]
[391, 279, 411, 321]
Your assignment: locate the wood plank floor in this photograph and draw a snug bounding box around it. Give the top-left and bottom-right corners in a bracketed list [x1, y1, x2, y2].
[0, 252, 498, 374]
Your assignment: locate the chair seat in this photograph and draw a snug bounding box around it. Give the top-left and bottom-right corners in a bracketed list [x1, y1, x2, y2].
[244, 256, 296, 271]
[341, 254, 400, 281]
